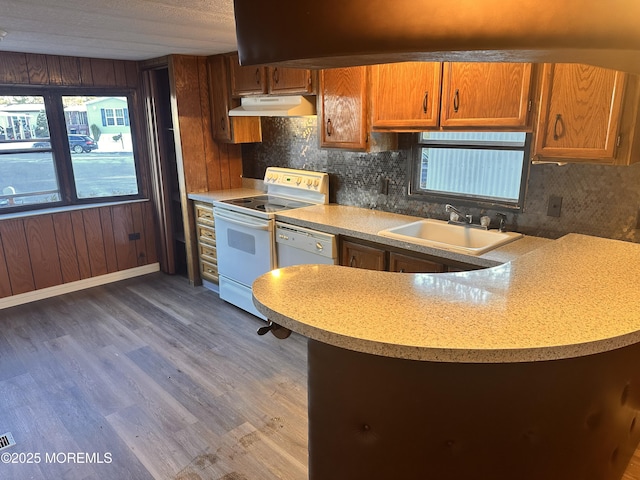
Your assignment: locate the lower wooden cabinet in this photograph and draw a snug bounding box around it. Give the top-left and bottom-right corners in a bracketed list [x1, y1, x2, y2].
[341, 239, 386, 270]
[340, 237, 477, 273]
[194, 201, 219, 285]
[388, 251, 445, 273]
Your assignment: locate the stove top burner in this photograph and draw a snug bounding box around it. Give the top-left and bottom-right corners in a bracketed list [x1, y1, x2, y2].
[220, 194, 314, 214]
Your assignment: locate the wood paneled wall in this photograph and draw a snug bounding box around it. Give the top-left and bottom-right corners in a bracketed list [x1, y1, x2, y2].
[0, 202, 157, 298]
[0, 51, 159, 300]
[0, 51, 138, 88]
[169, 55, 243, 193]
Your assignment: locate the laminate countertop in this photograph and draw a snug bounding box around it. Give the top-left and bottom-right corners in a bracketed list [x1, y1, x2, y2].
[275, 204, 550, 268]
[253, 233, 640, 363]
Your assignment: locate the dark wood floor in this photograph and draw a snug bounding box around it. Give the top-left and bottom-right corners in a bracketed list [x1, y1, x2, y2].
[4, 272, 640, 480]
[0, 272, 308, 480]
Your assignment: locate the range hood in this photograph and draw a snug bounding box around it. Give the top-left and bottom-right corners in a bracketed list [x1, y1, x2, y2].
[228, 95, 316, 117]
[233, 0, 640, 75]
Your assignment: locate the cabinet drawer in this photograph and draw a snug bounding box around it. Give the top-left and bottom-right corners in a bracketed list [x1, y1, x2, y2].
[200, 259, 219, 283]
[197, 225, 216, 245]
[199, 244, 217, 264]
[195, 203, 214, 227]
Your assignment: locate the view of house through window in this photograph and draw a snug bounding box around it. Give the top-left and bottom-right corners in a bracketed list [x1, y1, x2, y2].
[63, 96, 138, 199]
[0, 93, 140, 210]
[411, 131, 530, 209]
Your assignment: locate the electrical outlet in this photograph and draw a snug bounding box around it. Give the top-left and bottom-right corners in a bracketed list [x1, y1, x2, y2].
[547, 195, 563, 217]
[128, 232, 141, 241]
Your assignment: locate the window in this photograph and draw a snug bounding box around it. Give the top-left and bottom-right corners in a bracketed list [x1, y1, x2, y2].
[0, 92, 142, 212]
[101, 106, 130, 127]
[410, 131, 530, 209]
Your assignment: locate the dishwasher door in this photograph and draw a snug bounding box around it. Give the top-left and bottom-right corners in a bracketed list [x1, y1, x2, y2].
[276, 222, 337, 267]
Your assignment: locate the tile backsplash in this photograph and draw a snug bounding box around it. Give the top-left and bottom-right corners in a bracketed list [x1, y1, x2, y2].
[242, 117, 640, 242]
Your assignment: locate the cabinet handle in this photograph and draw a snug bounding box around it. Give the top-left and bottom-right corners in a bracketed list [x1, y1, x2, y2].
[349, 255, 356, 267]
[422, 91, 429, 114]
[453, 89, 460, 113]
[273, 67, 279, 84]
[255, 68, 261, 85]
[553, 113, 564, 141]
[221, 117, 226, 131]
[326, 118, 333, 137]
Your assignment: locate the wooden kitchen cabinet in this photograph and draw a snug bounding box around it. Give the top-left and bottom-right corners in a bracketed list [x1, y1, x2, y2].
[207, 54, 262, 143]
[341, 239, 386, 271]
[319, 66, 369, 150]
[319, 66, 397, 151]
[370, 62, 443, 130]
[267, 66, 314, 94]
[341, 237, 479, 273]
[388, 251, 445, 273]
[194, 201, 219, 285]
[228, 52, 314, 96]
[440, 62, 533, 128]
[533, 63, 627, 162]
[228, 52, 267, 96]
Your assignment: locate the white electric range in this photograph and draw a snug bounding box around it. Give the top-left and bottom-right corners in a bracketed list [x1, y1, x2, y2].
[212, 167, 329, 319]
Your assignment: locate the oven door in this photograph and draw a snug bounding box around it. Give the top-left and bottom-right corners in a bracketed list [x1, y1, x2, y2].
[213, 207, 275, 287]
[213, 207, 274, 320]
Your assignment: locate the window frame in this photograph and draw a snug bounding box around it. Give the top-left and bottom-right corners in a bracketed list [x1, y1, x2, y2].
[0, 86, 145, 214]
[408, 132, 532, 211]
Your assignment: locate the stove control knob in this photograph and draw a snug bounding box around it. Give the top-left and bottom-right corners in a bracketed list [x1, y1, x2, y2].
[296, 177, 302, 185]
[313, 179, 320, 187]
[306, 178, 312, 186]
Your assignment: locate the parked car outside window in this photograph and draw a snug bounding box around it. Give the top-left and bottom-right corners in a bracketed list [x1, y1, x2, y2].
[33, 134, 98, 153]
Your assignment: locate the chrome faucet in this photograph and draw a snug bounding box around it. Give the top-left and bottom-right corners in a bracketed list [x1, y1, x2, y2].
[496, 213, 507, 232]
[445, 204, 472, 224]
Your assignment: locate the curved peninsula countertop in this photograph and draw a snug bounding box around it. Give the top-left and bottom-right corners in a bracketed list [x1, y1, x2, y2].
[253, 233, 640, 363]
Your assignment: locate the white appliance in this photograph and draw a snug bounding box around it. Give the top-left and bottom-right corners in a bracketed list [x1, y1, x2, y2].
[228, 95, 316, 117]
[275, 222, 337, 267]
[213, 167, 329, 319]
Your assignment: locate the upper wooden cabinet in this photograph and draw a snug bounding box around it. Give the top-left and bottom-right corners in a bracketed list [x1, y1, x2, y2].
[370, 62, 533, 131]
[533, 63, 627, 162]
[268, 67, 314, 94]
[228, 52, 314, 96]
[370, 62, 442, 130]
[207, 54, 262, 144]
[319, 67, 369, 150]
[228, 53, 267, 96]
[440, 62, 533, 128]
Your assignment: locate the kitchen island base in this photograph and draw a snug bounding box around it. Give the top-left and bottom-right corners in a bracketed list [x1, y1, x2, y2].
[307, 340, 640, 480]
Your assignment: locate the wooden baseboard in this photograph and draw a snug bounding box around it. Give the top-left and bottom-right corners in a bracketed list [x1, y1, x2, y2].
[0, 263, 160, 310]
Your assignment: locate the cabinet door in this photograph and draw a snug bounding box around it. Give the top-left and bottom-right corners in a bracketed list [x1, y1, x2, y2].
[207, 55, 262, 144]
[441, 62, 532, 128]
[268, 67, 313, 94]
[341, 240, 385, 271]
[370, 62, 442, 130]
[229, 52, 267, 96]
[389, 252, 445, 273]
[207, 55, 233, 142]
[534, 63, 626, 161]
[319, 67, 368, 150]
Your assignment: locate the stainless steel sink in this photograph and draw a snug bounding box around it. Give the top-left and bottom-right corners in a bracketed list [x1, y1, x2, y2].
[378, 219, 523, 256]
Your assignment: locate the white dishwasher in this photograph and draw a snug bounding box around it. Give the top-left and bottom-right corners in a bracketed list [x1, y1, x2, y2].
[275, 222, 338, 267]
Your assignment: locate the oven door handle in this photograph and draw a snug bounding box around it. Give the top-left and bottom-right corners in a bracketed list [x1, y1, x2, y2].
[214, 209, 272, 231]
